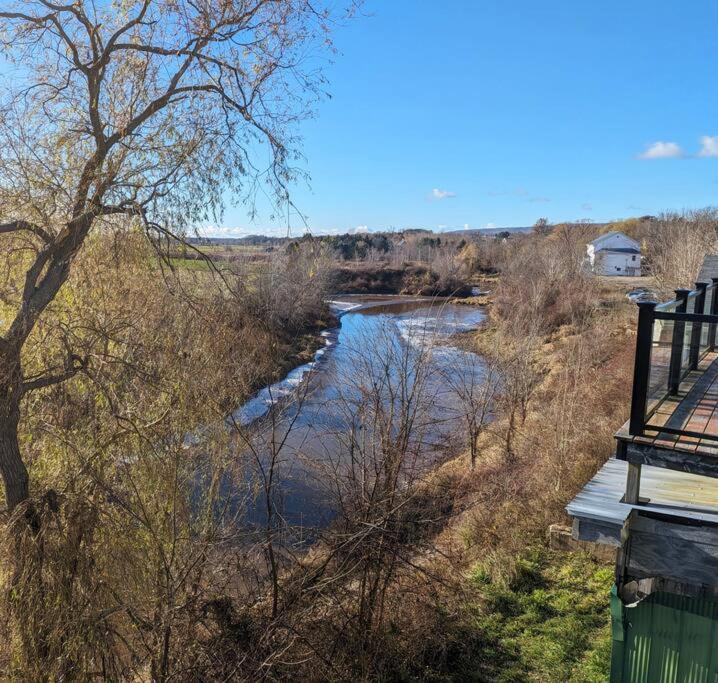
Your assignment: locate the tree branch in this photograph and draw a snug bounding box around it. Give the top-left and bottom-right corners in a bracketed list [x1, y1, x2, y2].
[21, 354, 87, 395]
[0, 220, 52, 243]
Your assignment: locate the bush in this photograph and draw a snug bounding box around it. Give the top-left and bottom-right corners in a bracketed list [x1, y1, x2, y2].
[240, 242, 331, 334]
[494, 232, 597, 335]
[644, 208, 718, 290]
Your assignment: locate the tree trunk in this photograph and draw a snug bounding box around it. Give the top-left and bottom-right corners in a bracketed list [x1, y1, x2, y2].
[0, 398, 29, 511]
[0, 344, 29, 511]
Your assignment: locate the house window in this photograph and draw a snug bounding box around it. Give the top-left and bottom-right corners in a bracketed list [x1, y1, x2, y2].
[632, 255, 636, 261]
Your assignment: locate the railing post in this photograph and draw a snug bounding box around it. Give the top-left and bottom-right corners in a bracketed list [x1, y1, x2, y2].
[625, 463, 642, 505]
[689, 282, 708, 369]
[629, 300, 657, 435]
[710, 278, 718, 351]
[668, 289, 690, 394]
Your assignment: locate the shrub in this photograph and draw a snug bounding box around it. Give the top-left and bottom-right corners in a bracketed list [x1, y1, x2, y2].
[644, 208, 718, 290]
[494, 232, 597, 335]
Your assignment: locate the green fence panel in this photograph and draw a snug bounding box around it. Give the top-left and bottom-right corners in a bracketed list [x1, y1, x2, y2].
[611, 588, 718, 683]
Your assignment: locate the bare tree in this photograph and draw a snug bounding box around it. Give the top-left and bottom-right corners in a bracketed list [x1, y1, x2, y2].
[647, 209, 718, 290]
[495, 231, 597, 335]
[532, 217, 552, 236]
[496, 340, 541, 462]
[302, 321, 442, 676]
[0, 0, 347, 517]
[228, 373, 318, 622]
[442, 349, 497, 468]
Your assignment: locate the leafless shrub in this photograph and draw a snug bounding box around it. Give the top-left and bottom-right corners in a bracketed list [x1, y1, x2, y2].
[237, 243, 332, 334]
[646, 208, 718, 290]
[442, 348, 498, 468]
[464, 307, 633, 580]
[244, 320, 461, 680]
[494, 231, 598, 335]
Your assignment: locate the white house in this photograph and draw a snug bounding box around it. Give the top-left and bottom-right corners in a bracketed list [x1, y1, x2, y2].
[586, 231, 641, 276]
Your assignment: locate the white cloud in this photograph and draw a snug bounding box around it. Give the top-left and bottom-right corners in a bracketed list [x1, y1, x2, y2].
[482, 222, 496, 230]
[638, 141, 684, 159]
[199, 225, 254, 238]
[529, 196, 551, 203]
[581, 202, 593, 211]
[431, 188, 457, 200]
[698, 136, 718, 157]
[353, 225, 369, 234]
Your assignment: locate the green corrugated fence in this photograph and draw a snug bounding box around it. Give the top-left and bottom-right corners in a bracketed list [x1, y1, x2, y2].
[611, 585, 718, 682]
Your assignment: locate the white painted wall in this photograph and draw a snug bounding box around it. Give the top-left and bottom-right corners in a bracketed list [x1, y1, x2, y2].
[592, 250, 641, 276]
[585, 232, 642, 276]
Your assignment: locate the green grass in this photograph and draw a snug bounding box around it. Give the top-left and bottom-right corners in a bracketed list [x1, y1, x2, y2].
[168, 256, 212, 271]
[466, 549, 613, 682]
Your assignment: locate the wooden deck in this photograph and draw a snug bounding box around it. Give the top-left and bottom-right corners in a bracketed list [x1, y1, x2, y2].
[569, 458, 718, 544]
[570, 265, 718, 602]
[569, 459, 718, 595]
[616, 351, 718, 477]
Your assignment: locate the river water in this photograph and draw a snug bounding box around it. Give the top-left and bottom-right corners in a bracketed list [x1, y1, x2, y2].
[227, 295, 487, 532]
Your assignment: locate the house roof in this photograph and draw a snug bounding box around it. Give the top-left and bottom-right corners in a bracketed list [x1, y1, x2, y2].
[599, 248, 641, 254]
[698, 254, 718, 283]
[589, 231, 641, 251]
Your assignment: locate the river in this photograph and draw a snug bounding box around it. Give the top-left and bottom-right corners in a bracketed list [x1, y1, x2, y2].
[226, 295, 488, 533]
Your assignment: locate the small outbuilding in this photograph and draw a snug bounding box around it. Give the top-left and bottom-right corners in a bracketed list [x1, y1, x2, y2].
[586, 231, 641, 276]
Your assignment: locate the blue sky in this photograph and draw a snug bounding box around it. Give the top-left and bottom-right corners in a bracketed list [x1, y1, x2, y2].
[214, 0, 718, 237]
[8, 1, 717, 237]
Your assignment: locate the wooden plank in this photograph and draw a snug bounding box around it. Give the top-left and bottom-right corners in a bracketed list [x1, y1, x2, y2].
[623, 441, 718, 480]
[698, 368, 718, 453]
[566, 459, 718, 531]
[625, 462, 642, 504]
[616, 352, 718, 465]
[631, 514, 718, 546]
[573, 519, 622, 547]
[649, 352, 718, 421]
[629, 529, 718, 589]
[680, 366, 718, 449]
[698, 409, 718, 453]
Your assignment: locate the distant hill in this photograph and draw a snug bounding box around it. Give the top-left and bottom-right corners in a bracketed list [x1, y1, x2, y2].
[445, 226, 532, 237]
[188, 235, 287, 246]
[190, 226, 535, 244]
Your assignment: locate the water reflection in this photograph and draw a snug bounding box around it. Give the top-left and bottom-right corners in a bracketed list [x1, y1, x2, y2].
[231, 297, 488, 533]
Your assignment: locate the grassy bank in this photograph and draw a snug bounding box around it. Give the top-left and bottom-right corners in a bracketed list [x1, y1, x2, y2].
[271, 308, 337, 383]
[467, 549, 613, 682]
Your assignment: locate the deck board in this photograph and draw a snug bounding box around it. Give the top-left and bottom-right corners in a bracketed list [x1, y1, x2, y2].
[617, 351, 718, 466]
[567, 458, 718, 530]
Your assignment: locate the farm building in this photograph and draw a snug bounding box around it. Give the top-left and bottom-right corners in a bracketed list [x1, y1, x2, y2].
[586, 231, 641, 276]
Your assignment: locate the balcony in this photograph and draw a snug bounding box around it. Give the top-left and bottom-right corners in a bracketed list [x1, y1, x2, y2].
[616, 279, 718, 479]
[568, 274, 718, 597]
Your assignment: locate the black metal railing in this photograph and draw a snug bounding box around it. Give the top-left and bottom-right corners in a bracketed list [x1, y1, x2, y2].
[629, 278, 718, 437]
